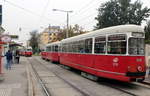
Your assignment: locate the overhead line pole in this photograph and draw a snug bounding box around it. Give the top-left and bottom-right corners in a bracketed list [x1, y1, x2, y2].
[53, 9, 73, 38]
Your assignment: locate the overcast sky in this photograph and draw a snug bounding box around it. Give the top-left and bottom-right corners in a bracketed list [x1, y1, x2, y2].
[0, 0, 150, 44]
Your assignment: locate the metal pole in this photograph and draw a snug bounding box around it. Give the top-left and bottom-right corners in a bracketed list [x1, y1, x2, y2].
[52, 9, 73, 38]
[66, 12, 69, 38]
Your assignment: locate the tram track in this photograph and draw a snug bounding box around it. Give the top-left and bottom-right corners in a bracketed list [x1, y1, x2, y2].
[27, 58, 51, 96]
[98, 82, 137, 96]
[132, 81, 150, 90]
[139, 81, 150, 86]
[35, 57, 143, 96]
[28, 57, 91, 96]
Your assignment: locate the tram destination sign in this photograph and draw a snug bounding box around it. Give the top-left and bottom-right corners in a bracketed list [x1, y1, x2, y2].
[132, 32, 144, 37]
[108, 34, 126, 41]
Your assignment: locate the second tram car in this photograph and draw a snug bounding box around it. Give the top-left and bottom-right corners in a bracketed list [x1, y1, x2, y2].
[44, 41, 60, 62]
[42, 25, 146, 82]
[41, 50, 47, 60]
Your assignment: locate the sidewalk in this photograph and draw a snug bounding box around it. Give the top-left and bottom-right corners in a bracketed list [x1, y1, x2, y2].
[0, 57, 27, 96]
[145, 68, 150, 82]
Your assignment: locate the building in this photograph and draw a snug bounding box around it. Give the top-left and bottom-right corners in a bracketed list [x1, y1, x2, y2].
[39, 26, 61, 49]
[49, 26, 60, 42]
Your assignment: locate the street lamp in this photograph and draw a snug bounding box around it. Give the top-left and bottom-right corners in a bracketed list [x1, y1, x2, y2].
[53, 9, 73, 38]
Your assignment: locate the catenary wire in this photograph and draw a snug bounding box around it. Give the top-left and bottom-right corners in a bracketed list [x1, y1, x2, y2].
[3, 0, 64, 24]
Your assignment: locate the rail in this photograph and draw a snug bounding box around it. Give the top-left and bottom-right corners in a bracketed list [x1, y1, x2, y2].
[28, 58, 51, 96]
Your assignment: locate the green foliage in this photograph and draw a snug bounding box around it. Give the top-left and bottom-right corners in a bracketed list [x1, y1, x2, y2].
[29, 30, 39, 54]
[95, 0, 150, 29]
[58, 24, 87, 40]
[145, 20, 150, 44]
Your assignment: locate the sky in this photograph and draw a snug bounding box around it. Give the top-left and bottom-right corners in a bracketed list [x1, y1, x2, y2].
[0, 0, 150, 45]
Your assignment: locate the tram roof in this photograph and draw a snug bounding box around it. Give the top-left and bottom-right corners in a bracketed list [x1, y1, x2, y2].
[61, 24, 144, 43]
[46, 41, 60, 47]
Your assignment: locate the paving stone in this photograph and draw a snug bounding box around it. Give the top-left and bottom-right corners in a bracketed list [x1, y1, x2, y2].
[38, 71, 56, 77]
[0, 88, 12, 96]
[48, 87, 83, 96]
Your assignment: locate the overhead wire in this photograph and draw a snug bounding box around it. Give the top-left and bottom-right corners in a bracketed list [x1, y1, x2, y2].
[71, 0, 101, 19]
[70, 0, 102, 28]
[70, 0, 105, 30]
[79, 20, 96, 30]
[71, 11, 97, 24]
[4, 0, 104, 31]
[71, 0, 94, 17]
[3, 0, 64, 24]
[59, 0, 100, 26]
[36, 0, 50, 29]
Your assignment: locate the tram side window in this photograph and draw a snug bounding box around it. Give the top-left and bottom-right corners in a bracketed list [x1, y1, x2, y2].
[62, 43, 66, 52]
[54, 45, 58, 52]
[53, 46, 56, 52]
[85, 38, 92, 53]
[46, 47, 49, 52]
[49, 46, 52, 52]
[72, 43, 75, 53]
[73, 41, 78, 53]
[58, 45, 61, 52]
[107, 34, 126, 54]
[94, 36, 106, 54]
[79, 40, 85, 53]
[70, 42, 74, 52]
[68, 42, 73, 52]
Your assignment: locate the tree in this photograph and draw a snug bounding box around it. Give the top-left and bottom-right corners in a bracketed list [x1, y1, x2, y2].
[145, 20, 150, 44]
[57, 24, 87, 40]
[29, 30, 39, 54]
[95, 0, 150, 29]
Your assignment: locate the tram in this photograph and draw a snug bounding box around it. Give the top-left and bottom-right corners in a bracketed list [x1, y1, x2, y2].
[24, 47, 33, 57]
[42, 24, 146, 82]
[41, 50, 47, 60]
[43, 41, 60, 62]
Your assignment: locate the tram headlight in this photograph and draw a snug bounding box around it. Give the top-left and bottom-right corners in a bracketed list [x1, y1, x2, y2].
[137, 66, 143, 72]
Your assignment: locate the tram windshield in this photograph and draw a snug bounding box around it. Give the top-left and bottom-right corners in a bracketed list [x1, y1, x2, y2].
[128, 38, 144, 55]
[27, 49, 32, 51]
[107, 34, 126, 54]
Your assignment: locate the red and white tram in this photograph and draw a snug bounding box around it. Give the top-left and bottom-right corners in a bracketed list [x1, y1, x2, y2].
[42, 25, 146, 82]
[41, 50, 47, 60]
[24, 47, 33, 57]
[43, 41, 60, 62]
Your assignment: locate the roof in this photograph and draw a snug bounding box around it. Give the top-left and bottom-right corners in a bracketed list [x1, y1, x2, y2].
[61, 24, 144, 43]
[46, 41, 60, 47]
[9, 43, 22, 47]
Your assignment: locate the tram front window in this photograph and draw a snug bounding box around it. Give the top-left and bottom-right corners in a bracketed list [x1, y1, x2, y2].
[107, 41, 126, 54]
[27, 49, 32, 51]
[107, 34, 126, 54]
[128, 38, 144, 55]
